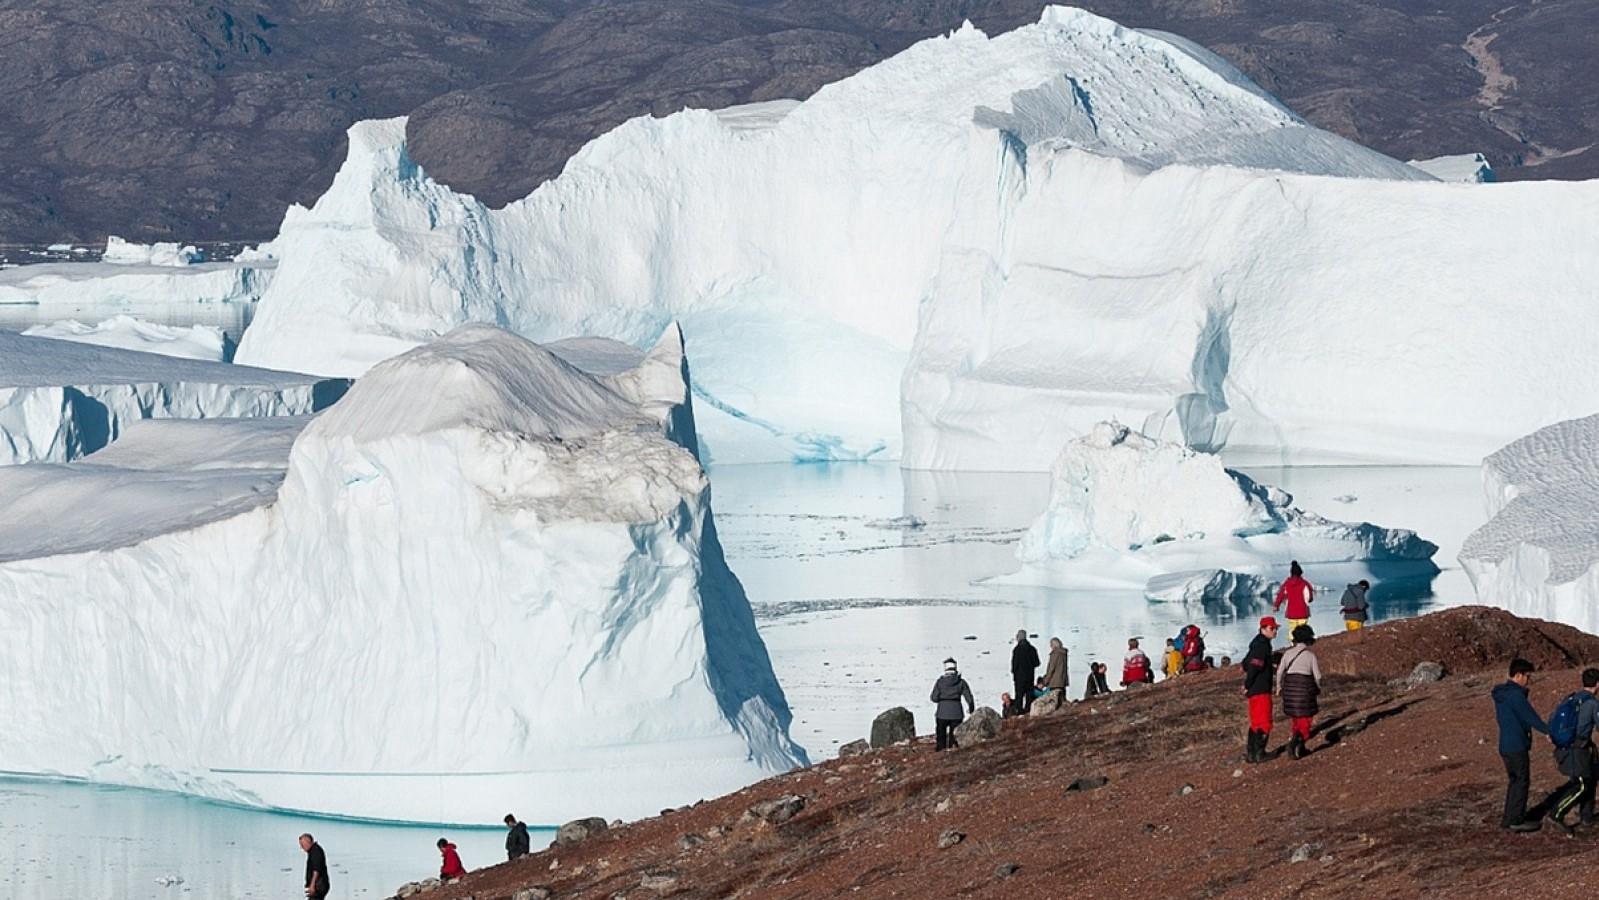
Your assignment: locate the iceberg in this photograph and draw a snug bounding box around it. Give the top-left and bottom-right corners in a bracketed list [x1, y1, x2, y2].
[1007, 422, 1439, 594]
[1407, 153, 1495, 183]
[23, 314, 229, 362]
[1461, 413, 1599, 632]
[101, 236, 204, 267]
[0, 331, 346, 465]
[233, 6, 1453, 465]
[0, 256, 271, 307]
[0, 324, 805, 825]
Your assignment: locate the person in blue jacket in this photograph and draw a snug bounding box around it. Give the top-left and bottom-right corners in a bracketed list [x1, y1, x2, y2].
[1493, 658, 1549, 831]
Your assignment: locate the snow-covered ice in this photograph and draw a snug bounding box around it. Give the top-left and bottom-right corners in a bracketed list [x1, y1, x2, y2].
[100, 236, 203, 267]
[0, 324, 804, 825]
[0, 331, 346, 465]
[1408, 152, 1495, 182]
[22, 314, 228, 361]
[0, 256, 271, 307]
[1461, 413, 1599, 632]
[1007, 422, 1438, 595]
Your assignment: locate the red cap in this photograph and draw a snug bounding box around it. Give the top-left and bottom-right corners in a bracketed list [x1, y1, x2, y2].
[1259, 615, 1280, 629]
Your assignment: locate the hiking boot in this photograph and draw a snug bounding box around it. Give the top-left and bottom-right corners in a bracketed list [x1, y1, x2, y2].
[1245, 730, 1264, 764]
[1507, 820, 1542, 833]
[1285, 736, 1304, 760]
[1549, 814, 1576, 836]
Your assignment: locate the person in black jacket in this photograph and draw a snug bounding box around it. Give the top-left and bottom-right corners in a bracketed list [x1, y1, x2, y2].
[930, 658, 975, 751]
[1083, 662, 1111, 699]
[504, 813, 531, 861]
[1011, 630, 1040, 715]
[299, 833, 330, 899]
[1494, 658, 1549, 831]
[1242, 615, 1280, 763]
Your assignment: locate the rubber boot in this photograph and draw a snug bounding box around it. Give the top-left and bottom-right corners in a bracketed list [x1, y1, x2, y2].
[1287, 735, 1304, 760]
[1246, 730, 1263, 763]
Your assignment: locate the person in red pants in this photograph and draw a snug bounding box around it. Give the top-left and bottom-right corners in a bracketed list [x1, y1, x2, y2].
[1276, 625, 1323, 759]
[1242, 616, 1280, 763]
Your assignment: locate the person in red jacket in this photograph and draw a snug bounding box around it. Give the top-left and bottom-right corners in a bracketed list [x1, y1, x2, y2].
[437, 838, 467, 880]
[1273, 560, 1314, 638]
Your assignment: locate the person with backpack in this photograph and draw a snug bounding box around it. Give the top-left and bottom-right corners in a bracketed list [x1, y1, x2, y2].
[1339, 580, 1371, 631]
[1242, 616, 1279, 763]
[1011, 629, 1041, 715]
[1083, 662, 1111, 699]
[1493, 658, 1550, 831]
[1536, 668, 1599, 832]
[504, 813, 531, 861]
[1275, 625, 1322, 760]
[438, 837, 467, 879]
[930, 657, 975, 751]
[1121, 638, 1153, 687]
[1273, 561, 1314, 638]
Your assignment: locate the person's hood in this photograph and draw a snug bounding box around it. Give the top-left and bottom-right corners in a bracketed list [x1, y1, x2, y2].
[936, 672, 962, 686]
[1492, 681, 1527, 702]
[1346, 582, 1368, 596]
[443, 843, 458, 851]
[1050, 646, 1066, 657]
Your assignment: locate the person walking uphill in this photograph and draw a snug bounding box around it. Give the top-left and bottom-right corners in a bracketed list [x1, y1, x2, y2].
[1493, 658, 1549, 831]
[438, 838, 467, 880]
[1273, 561, 1314, 638]
[931, 658, 975, 751]
[1242, 616, 1280, 763]
[504, 813, 531, 861]
[299, 834, 329, 900]
[1011, 630, 1041, 715]
[1276, 625, 1322, 760]
[1339, 580, 1371, 631]
[1536, 668, 1599, 832]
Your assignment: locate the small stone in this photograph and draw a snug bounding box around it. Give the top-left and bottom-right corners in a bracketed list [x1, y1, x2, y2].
[825, 776, 844, 785]
[963, 634, 977, 640]
[678, 833, 705, 851]
[512, 889, 552, 900]
[937, 828, 965, 849]
[994, 862, 1022, 879]
[704, 826, 723, 839]
[1232, 768, 1244, 778]
[1289, 842, 1321, 863]
[640, 868, 680, 892]
[745, 794, 806, 825]
[554, 817, 610, 847]
[1065, 775, 1109, 792]
[1142, 823, 1156, 834]
[934, 798, 953, 814]
[870, 708, 916, 748]
[839, 739, 871, 758]
[1319, 854, 1335, 864]
[609, 819, 623, 829]
[1174, 783, 1196, 797]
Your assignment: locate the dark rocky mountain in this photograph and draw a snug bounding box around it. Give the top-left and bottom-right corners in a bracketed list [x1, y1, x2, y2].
[0, 0, 1593, 243]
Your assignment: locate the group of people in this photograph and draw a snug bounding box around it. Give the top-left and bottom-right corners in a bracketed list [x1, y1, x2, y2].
[1494, 660, 1599, 833]
[1241, 614, 1323, 762]
[296, 814, 535, 896]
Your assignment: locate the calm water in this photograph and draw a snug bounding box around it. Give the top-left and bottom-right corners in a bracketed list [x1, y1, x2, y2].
[0, 457, 1488, 896]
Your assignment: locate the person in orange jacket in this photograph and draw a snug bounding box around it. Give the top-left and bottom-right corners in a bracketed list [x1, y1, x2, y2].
[1273, 560, 1314, 637]
[438, 838, 467, 880]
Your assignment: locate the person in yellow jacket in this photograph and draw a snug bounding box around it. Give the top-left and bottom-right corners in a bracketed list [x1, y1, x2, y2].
[1163, 638, 1183, 679]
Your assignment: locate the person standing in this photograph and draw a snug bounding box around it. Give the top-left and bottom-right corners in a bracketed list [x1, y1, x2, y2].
[1011, 630, 1041, 715]
[1537, 668, 1599, 832]
[930, 658, 975, 751]
[504, 813, 531, 861]
[1273, 561, 1314, 638]
[1275, 625, 1322, 759]
[299, 833, 330, 900]
[1043, 637, 1069, 695]
[438, 838, 467, 880]
[1242, 616, 1279, 763]
[1493, 658, 1549, 831]
[1339, 580, 1371, 631]
[1121, 638, 1153, 687]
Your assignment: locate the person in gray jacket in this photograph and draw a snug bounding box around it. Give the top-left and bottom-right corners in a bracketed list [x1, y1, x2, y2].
[1339, 580, 1371, 631]
[930, 658, 975, 751]
[1275, 625, 1323, 760]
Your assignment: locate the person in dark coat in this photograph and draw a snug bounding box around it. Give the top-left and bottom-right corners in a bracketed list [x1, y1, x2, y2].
[299, 833, 330, 899]
[1535, 668, 1599, 832]
[930, 658, 975, 751]
[1339, 580, 1371, 631]
[1011, 630, 1041, 715]
[504, 813, 531, 861]
[1242, 615, 1280, 763]
[1494, 658, 1549, 831]
[1083, 662, 1111, 699]
[1275, 625, 1322, 759]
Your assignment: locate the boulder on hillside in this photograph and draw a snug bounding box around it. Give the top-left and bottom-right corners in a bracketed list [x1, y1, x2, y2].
[838, 739, 870, 757]
[1030, 690, 1065, 717]
[553, 817, 609, 847]
[955, 707, 1003, 745]
[870, 707, 916, 747]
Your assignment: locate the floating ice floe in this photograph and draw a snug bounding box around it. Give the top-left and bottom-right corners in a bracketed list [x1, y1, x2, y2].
[0, 324, 804, 824]
[23, 314, 229, 362]
[1003, 422, 1439, 598]
[1461, 412, 1599, 632]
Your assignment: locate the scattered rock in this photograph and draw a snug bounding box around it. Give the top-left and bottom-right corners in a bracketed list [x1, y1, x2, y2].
[554, 817, 610, 847]
[1065, 775, 1109, 792]
[640, 868, 681, 892]
[678, 833, 705, 851]
[745, 794, 807, 825]
[609, 819, 623, 829]
[1406, 661, 1446, 686]
[511, 889, 552, 900]
[994, 862, 1022, 879]
[937, 828, 965, 849]
[1174, 783, 1196, 796]
[934, 798, 954, 814]
[395, 879, 442, 898]
[1029, 690, 1065, 717]
[1232, 768, 1244, 778]
[1289, 842, 1322, 863]
[1142, 823, 1157, 834]
[870, 707, 916, 748]
[825, 775, 844, 785]
[839, 739, 870, 757]
[954, 707, 1003, 745]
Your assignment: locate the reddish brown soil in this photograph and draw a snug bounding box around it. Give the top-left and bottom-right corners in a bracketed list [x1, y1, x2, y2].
[426, 607, 1599, 900]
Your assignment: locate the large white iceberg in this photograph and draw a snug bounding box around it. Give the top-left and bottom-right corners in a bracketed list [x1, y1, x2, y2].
[232, 7, 1465, 465]
[1461, 413, 1599, 632]
[0, 324, 805, 825]
[0, 257, 271, 307]
[0, 331, 345, 465]
[23, 314, 229, 362]
[1009, 422, 1438, 594]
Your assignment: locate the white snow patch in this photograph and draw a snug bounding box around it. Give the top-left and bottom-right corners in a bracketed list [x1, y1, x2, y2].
[0, 258, 272, 307]
[1408, 152, 1495, 182]
[1461, 412, 1599, 632]
[0, 324, 804, 825]
[23, 314, 228, 361]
